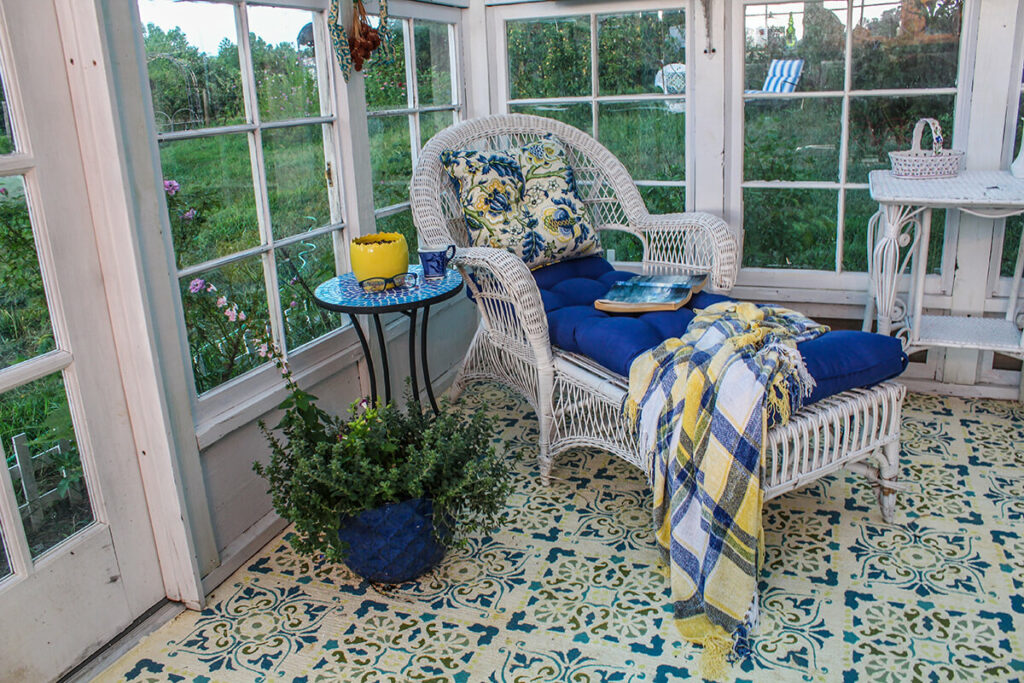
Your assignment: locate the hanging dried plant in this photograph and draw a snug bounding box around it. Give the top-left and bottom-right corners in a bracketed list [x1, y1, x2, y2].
[348, 0, 382, 71]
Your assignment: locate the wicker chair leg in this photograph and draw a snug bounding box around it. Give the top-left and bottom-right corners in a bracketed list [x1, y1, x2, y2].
[537, 368, 556, 485]
[877, 440, 900, 523]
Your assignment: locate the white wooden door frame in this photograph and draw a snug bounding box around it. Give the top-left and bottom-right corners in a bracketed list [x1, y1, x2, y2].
[55, 0, 208, 609]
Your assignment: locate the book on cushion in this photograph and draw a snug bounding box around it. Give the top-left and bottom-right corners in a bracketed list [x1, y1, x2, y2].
[594, 273, 708, 312]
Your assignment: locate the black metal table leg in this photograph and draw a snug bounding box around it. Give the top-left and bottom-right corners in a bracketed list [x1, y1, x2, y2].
[407, 308, 419, 403]
[420, 304, 439, 414]
[348, 313, 377, 404]
[372, 313, 391, 404]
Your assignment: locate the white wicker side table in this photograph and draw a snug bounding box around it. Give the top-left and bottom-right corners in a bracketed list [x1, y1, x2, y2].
[863, 170, 1024, 357]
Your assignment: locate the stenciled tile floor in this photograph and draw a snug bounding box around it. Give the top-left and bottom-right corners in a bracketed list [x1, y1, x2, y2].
[97, 383, 1024, 682]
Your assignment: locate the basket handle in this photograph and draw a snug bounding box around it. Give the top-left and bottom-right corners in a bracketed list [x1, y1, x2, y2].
[910, 118, 945, 154]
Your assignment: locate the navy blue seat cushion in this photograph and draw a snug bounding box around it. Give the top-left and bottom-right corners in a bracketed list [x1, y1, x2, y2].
[532, 255, 907, 405]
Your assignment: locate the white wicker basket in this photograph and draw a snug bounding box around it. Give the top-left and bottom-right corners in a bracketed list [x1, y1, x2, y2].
[889, 118, 963, 179]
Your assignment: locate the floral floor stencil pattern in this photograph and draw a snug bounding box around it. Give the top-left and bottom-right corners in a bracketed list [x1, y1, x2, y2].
[98, 385, 1024, 682]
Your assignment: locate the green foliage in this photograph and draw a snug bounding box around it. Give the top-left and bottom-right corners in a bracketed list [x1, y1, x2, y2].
[255, 357, 514, 564]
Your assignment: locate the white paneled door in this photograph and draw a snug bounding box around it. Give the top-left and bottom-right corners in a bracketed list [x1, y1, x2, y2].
[0, 2, 163, 680]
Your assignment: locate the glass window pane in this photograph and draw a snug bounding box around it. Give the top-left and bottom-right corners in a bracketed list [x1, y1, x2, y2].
[263, 125, 330, 239]
[744, 3, 846, 92]
[0, 177, 55, 370]
[1004, 216, 1023, 277]
[368, 115, 412, 209]
[415, 21, 453, 106]
[247, 6, 322, 122]
[1, 373, 94, 558]
[376, 210, 417, 263]
[138, 0, 244, 133]
[598, 10, 685, 96]
[420, 109, 455, 147]
[744, 98, 841, 182]
[509, 103, 592, 135]
[180, 258, 271, 394]
[160, 133, 260, 269]
[640, 184, 686, 214]
[847, 94, 955, 184]
[598, 101, 685, 181]
[365, 19, 408, 112]
[507, 17, 591, 99]
[843, 189, 875, 273]
[852, 0, 962, 90]
[743, 188, 837, 269]
[276, 233, 342, 350]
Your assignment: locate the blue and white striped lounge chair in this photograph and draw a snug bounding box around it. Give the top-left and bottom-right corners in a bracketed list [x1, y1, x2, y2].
[760, 58, 804, 93]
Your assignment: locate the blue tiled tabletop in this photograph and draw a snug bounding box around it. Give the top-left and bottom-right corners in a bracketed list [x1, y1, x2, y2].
[313, 265, 463, 314]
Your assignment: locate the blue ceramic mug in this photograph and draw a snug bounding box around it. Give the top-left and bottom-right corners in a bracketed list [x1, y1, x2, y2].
[419, 244, 456, 280]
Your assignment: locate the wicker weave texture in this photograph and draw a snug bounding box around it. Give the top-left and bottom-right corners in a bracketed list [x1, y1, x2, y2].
[414, 114, 905, 522]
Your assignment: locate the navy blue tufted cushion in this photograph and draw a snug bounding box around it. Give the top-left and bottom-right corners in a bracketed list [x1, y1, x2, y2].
[532, 255, 907, 405]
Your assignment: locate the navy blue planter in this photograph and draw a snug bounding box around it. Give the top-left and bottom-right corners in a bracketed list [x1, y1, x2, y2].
[337, 497, 448, 583]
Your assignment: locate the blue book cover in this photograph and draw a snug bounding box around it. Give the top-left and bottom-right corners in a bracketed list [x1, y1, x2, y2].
[594, 273, 707, 312]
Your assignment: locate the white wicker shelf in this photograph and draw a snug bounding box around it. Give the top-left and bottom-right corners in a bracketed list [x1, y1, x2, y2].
[866, 170, 1024, 362]
[914, 315, 1024, 354]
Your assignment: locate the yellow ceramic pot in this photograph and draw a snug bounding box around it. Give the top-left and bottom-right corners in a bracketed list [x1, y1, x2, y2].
[350, 233, 409, 283]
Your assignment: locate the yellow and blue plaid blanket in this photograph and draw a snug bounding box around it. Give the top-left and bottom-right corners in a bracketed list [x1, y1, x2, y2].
[626, 301, 828, 676]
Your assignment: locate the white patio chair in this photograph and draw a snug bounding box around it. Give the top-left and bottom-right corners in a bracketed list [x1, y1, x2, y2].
[654, 63, 686, 114]
[411, 113, 905, 521]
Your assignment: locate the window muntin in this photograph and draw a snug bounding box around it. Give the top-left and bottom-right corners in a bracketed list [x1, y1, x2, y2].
[140, 0, 345, 395]
[741, 0, 962, 273]
[504, 9, 687, 262]
[366, 15, 460, 260]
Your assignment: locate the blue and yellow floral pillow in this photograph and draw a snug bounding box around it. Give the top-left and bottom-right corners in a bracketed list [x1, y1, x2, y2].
[441, 137, 601, 269]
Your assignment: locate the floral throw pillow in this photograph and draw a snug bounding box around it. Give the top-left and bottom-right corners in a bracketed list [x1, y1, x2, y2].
[441, 137, 601, 269]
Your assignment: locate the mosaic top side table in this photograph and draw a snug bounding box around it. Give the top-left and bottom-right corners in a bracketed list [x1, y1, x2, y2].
[313, 265, 463, 413]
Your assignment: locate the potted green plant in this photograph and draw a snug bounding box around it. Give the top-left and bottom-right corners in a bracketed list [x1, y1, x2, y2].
[254, 354, 513, 584]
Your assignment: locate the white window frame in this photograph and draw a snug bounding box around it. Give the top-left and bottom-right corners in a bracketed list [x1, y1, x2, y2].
[137, 0, 359, 435]
[727, 0, 968, 300]
[369, 1, 466, 228]
[489, 0, 694, 214]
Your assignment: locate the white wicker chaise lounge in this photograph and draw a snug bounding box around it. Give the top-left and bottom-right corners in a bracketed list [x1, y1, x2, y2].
[411, 114, 906, 521]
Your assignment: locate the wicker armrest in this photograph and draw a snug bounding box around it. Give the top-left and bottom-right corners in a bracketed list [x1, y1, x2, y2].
[635, 212, 739, 292]
[452, 247, 553, 362]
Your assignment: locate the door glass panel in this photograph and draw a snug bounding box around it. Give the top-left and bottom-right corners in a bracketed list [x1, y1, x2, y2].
[507, 16, 591, 99]
[0, 176, 55, 371]
[415, 21, 452, 106]
[597, 10, 685, 96]
[263, 125, 330, 238]
[159, 133, 260, 269]
[368, 115, 412, 209]
[744, 2, 847, 92]
[138, 0, 244, 133]
[0, 524, 10, 579]
[0, 60, 16, 154]
[1, 373, 93, 558]
[851, 0, 962, 90]
[180, 258, 271, 394]
[276, 233, 341, 351]
[248, 6, 321, 122]
[366, 18, 408, 111]
[598, 101, 685, 181]
[745, 98, 841, 182]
